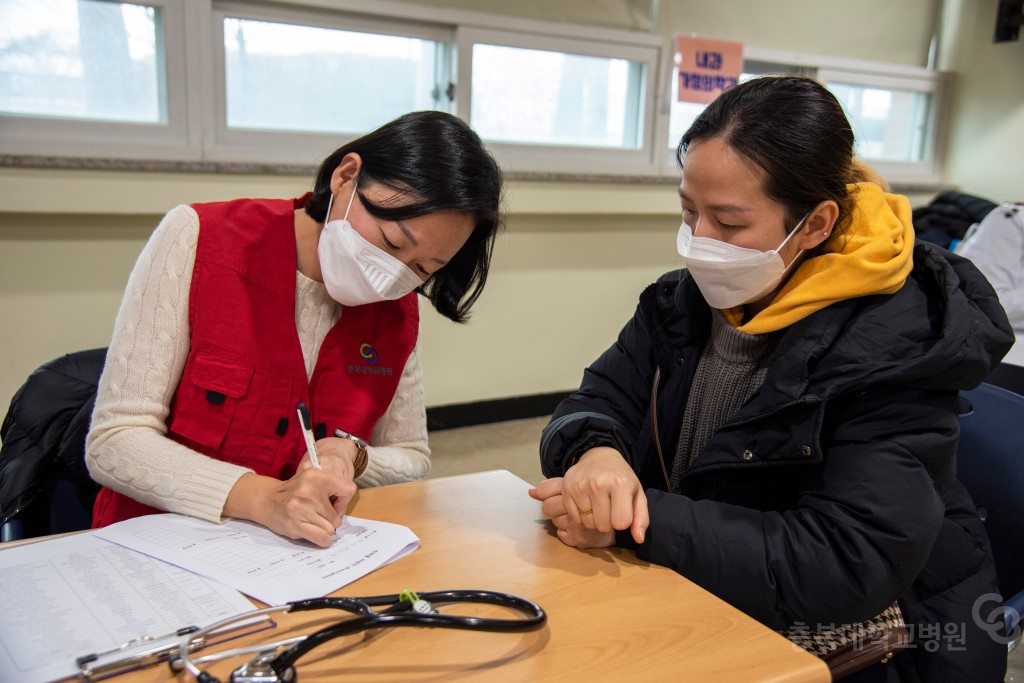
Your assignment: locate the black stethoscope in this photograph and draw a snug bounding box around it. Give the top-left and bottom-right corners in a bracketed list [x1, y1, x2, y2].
[171, 589, 546, 683]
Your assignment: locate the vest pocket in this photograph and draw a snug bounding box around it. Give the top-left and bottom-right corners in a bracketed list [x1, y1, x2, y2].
[169, 352, 254, 452]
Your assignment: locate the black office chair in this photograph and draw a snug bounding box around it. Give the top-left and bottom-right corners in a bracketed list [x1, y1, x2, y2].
[956, 382, 1024, 651]
[985, 361, 1024, 397]
[0, 349, 107, 541]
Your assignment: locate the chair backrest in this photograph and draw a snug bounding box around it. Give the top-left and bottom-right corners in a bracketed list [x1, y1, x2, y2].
[0, 348, 107, 540]
[956, 382, 1024, 601]
[986, 361, 1024, 396]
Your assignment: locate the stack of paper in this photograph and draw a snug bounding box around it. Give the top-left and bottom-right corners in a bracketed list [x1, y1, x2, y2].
[0, 514, 419, 683]
[94, 514, 421, 605]
[0, 533, 256, 683]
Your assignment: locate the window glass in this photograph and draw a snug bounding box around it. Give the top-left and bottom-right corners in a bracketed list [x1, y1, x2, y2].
[471, 43, 645, 149]
[223, 17, 443, 134]
[0, 0, 164, 123]
[827, 82, 931, 162]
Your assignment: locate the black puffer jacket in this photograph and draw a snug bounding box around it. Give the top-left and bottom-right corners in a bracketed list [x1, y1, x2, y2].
[541, 243, 1013, 681]
[0, 349, 106, 535]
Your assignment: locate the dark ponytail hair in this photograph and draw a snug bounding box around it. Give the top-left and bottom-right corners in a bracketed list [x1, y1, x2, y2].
[307, 111, 504, 324]
[678, 76, 859, 239]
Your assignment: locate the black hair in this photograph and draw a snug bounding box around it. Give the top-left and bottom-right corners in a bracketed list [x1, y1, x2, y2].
[678, 76, 859, 239]
[307, 111, 504, 324]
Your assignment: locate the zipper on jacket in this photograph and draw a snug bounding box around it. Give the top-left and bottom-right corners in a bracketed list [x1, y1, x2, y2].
[649, 365, 672, 490]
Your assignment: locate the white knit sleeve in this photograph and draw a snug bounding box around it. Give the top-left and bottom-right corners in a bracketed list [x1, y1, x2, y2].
[85, 206, 253, 522]
[359, 336, 431, 486]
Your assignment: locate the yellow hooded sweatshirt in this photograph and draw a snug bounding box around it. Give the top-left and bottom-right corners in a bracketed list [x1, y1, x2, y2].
[722, 182, 916, 335]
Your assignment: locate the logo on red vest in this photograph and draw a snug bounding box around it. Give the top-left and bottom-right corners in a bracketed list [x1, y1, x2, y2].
[349, 342, 393, 377]
[360, 343, 379, 364]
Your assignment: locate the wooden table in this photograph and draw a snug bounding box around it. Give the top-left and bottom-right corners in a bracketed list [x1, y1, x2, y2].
[44, 471, 831, 682]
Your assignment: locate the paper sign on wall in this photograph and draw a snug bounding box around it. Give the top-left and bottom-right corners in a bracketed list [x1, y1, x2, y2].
[674, 35, 743, 104]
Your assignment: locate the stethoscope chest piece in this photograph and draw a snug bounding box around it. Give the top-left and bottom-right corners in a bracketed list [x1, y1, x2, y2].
[231, 650, 295, 683]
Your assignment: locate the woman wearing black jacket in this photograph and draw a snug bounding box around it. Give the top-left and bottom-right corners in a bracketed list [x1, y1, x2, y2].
[531, 77, 1013, 681]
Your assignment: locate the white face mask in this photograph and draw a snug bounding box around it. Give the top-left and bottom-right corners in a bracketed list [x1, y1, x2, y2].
[317, 181, 423, 307]
[676, 214, 808, 309]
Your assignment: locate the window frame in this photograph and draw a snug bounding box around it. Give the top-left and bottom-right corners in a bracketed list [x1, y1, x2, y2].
[816, 67, 945, 183]
[455, 26, 663, 175]
[1, 0, 665, 175]
[205, 0, 455, 164]
[0, 0, 196, 160]
[656, 45, 948, 185]
[0, 1, 947, 185]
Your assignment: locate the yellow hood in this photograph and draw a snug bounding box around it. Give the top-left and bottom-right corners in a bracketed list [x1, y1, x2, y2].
[723, 182, 915, 335]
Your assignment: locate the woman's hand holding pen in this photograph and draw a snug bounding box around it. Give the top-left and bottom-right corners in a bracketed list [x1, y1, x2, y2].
[296, 436, 360, 515]
[529, 446, 648, 548]
[224, 437, 357, 549]
[285, 402, 358, 536]
[223, 470, 350, 548]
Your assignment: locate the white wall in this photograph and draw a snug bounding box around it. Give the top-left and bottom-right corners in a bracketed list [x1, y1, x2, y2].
[403, 0, 942, 66]
[420, 213, 679, 405]
[0, 170, 681, 408]
[940, 0, 1024, 201]
[402, 0, 656, 31]
[660, 0, 940, 67]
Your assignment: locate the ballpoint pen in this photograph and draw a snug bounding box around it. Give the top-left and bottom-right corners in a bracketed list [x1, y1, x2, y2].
[297, 402, 340, 508]
[296, 402, 322, 469]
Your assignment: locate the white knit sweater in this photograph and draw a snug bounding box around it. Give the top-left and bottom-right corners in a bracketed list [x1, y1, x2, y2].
[86, 205, 431, 522]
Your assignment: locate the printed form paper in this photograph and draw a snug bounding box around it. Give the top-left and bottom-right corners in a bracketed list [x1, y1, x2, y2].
[95, 514, 420, 605]
[0, 532, 257, 683]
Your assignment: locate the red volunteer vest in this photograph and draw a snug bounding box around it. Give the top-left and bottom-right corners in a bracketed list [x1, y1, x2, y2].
[93, 196, 419, 527]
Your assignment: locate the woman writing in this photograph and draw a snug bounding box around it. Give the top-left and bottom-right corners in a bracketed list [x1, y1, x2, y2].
[87, 111, 503, 548]
[531, 77, 1011, 680]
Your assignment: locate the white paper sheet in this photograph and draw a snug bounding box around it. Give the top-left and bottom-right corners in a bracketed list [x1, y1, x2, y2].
[0, 532, 257, 683]
[94, 514, 420, 605]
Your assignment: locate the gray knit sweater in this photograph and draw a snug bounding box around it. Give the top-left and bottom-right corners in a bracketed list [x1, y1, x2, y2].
[670, 310, 782, 492]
